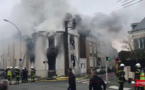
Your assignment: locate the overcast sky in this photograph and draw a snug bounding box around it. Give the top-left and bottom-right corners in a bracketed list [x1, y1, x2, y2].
[0, 0, 145, 51]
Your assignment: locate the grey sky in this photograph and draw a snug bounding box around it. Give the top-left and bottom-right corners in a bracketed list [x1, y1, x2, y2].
[0, 0, 145, 51]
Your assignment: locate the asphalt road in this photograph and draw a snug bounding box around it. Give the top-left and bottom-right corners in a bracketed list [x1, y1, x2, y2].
[9, 81, 89, 90]
[1, 72, 134, 90]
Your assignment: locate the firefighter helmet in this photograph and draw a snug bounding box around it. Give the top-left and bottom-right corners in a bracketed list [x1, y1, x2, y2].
[136, 63, 141, 68]
[15, 67, 18, 69]
[120, 63, 125, 67]
[10, 66, 13, 69]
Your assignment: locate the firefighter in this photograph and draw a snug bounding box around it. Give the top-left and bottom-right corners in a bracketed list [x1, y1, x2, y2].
[134, 63, 141, 90]
[7, 67, 12, 85]
[5, 67, 9, 79]
[15, 67, 20, 84]
[139, 68, 145, 90]
[89, 68, 106, 90]
[22, 68, 28, 83]
[21, 68, 25, 83]
[68, 68, 76, 90]
[31, 67, 36, 82]
[135, 63, 141, 80]
[117, 63, 126, 90]
[24, 68, 28, 83]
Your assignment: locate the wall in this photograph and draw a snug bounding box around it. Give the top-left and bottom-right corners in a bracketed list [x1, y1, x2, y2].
[86, 37, 97, 73]
[55, 33, 65, 76]
[1, 39, 27, 69]
[34, 32, 48, 77]
[130, 29, 145, 50]
[68, 30, 80, 75]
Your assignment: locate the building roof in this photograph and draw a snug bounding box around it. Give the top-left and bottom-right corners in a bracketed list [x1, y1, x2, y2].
[56, 30, 79, 36]
[133, 18, 145, 31]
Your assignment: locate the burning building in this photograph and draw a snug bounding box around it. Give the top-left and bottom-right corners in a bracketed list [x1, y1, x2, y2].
[29, 29, 80, 77]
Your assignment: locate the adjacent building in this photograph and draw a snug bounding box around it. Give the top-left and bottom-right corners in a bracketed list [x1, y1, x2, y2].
[129, 18, 145, 50]
[1, 28, 117, 77]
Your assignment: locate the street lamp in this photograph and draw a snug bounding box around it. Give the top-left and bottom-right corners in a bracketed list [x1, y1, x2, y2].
[3, 19, 22, 70]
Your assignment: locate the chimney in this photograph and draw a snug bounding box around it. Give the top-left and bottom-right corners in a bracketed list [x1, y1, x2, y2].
[131, 23, 138, 29]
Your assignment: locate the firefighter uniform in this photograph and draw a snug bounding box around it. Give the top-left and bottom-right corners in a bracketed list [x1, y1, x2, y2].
[5, 67, 9, 79]
[135, 63, 141, 90]
[138, 69, 145, 90]
[118, 64, 125, 90]
[89, 75, 106, 90]
[7, 69, 12, 85]
[68, 72, 76, 90]
[15, 67, 20, 84]
[22, 68, 25, 83]
[31, 67, 36, 82]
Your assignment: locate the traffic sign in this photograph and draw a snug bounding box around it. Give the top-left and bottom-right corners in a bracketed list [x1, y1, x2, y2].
[19, 58, 22, 61]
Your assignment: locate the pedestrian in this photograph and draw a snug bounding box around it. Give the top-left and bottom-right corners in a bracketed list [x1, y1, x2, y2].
[68, 68, 76, 90]
[0, 80, 9, 90]
[89, 68, 106, 90]
[117, 63, 126, 90]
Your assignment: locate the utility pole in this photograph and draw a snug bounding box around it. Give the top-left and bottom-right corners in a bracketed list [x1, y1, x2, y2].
[64, 21, 69, 76]
[64, 19, 76, 76]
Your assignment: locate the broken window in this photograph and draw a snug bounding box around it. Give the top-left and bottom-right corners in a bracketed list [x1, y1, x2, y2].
[71, 54, 75, 67]
[70, 35, 75, 49]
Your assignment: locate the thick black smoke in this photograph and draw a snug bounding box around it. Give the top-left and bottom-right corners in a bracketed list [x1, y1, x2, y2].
[26, 37, 35, 63]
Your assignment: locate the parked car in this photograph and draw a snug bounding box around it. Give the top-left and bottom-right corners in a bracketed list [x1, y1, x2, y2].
[96, 67, 101, 73]
[96, 67, 106, 74]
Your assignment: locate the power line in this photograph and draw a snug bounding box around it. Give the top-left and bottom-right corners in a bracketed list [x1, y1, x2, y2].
[123, 0, 143, 8]
[91, 0, 143, 20]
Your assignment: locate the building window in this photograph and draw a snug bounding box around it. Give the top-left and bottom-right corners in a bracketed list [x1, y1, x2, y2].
[14, 59, 17, 67]
[71, 54, 76, 67]
[94, 44, 96, 54]
[89, 56, 93, 67]
[70, 35, 75, 50]
[134, 39, 138, 49]
[89, 43, 92, 53]
[134, 38, 145, 49]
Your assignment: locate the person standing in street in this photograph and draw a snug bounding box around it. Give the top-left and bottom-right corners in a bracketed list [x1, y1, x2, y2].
[14, 67, 20, 84]
[117, 63, 126, 90]
[24, 68, 28, 83]
[0, 80, 9, 90]
[89, 69, 106, 90]
[134, 63, 141, 90]
[5, 67, 9, 79]
[68, 68, 76, 90]
[31, 67, 36, 82]
[7, 67, 12, 85]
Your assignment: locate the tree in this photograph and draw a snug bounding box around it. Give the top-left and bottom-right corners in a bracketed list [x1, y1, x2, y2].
[121, 36, 145, 61]
[121, 36, 133, 52]
[118, 51, 131, 63]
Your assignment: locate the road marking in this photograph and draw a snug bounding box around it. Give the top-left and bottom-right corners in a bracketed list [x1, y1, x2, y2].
[109, 86, 131, 90]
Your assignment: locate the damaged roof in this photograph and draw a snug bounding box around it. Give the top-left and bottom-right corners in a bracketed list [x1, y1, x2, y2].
[133, 18, 145, 31]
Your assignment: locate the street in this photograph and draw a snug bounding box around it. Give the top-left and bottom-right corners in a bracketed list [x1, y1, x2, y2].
[7, 73, 134, 90]
[9, 81, 88, 90]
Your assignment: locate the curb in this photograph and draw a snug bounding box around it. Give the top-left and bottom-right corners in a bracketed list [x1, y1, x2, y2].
[39, 77, 85, 82]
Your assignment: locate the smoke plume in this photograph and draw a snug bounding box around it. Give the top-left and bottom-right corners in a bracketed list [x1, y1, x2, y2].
[10, 0, 74, 36]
